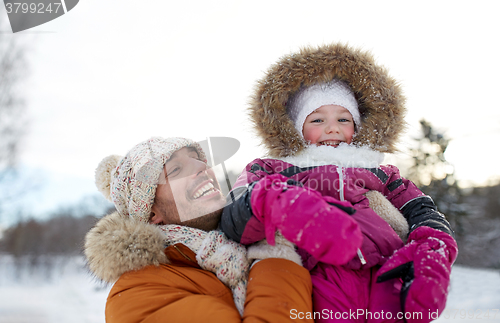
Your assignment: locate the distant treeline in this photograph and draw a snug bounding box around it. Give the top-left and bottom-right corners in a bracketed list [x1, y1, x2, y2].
[0, 214, 100, 257]
[453, 184, 500, 269]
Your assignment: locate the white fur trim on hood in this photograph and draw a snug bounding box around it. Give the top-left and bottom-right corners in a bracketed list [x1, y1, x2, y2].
[278, 144, 384, 168]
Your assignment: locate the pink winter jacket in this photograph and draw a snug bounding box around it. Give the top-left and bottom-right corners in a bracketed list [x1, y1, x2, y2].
[220, 154, 455, 322]
[221, 154, 453, 271]
[222, 43, 456, 322]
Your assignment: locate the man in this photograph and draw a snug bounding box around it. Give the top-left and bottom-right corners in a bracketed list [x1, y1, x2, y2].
[84, 137, 313, 323]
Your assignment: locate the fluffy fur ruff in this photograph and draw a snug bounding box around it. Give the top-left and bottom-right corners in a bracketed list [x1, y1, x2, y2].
[365, 190, 409, 241]
[84, 212, 169, 284]
[249, 43, 407, 157]
[280, 144, 384, 169]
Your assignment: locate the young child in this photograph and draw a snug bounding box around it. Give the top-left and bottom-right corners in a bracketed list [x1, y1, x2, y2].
[221, 44, 457, 323]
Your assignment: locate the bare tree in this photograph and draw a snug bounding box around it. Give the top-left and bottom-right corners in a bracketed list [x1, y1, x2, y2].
[0, 16, 29, 217]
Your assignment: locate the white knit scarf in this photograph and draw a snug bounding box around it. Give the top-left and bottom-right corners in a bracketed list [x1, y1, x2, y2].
[159, 225, 249, 316]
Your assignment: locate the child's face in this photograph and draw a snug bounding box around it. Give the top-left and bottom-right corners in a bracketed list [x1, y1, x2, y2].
[302, 105, 355, 147]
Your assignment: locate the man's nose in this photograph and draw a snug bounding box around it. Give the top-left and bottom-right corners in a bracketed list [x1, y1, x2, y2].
[187, 157, 209, 177]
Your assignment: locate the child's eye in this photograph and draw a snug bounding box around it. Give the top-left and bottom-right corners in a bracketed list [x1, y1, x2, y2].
[339, 118, 351, 122]
[311, 119, 323, 123]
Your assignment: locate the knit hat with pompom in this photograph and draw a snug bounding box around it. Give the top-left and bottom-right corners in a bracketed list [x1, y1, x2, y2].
[95, 137, 206, 223]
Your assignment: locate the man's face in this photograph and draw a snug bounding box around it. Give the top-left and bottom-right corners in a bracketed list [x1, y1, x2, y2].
[149, 147, 226, 231]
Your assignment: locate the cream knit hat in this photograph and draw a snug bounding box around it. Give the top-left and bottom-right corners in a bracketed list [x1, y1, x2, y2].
[95, 137, 206, 223]
[287, 79, 360, 137]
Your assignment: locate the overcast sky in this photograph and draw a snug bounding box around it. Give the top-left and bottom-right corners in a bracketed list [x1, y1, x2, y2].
[1, 0, 499, 225]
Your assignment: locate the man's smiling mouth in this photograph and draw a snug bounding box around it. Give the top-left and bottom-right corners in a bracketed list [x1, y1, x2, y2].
[192, 179, 221, 200]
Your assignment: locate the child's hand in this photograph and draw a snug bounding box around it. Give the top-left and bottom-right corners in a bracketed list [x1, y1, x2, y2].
[376, 226, 458, 323]
[250, 174, 363, 265]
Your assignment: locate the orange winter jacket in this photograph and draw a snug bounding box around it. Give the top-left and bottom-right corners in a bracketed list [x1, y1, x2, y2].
[105, 244, 313, 323]
[84, 212, 313, 322]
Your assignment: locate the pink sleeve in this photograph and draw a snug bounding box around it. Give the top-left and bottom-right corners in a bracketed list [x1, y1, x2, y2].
[232, 159, 276, 188]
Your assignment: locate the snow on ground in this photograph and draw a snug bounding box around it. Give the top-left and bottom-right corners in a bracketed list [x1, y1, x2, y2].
[0, 256, 110, 323]
[0, 256, 498, 323]
[435, 266, 500, 323]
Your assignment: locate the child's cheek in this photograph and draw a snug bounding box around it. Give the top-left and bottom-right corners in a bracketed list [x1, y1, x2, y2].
[303, 127, 322, 144]
[345, 126, 355, 144]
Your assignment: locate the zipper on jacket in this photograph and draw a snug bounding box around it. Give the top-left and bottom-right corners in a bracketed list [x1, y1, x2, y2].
[337, 166, 366, 266]
[336, 167, 345, 201]
[357, 249, 367, 265]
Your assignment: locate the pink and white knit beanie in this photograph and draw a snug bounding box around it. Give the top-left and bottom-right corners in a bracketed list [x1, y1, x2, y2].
[287, 79, 360, 137]
[95, 137, 206, 223]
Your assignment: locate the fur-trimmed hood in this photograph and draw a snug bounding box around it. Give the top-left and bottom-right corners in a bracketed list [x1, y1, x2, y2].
[280, 143, 385, 169]
[84, 212, 169, 284]
[249, 43, 406, 157]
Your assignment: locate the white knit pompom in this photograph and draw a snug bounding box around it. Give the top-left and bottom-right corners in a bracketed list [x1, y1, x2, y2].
[95, 155, 122, 201]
